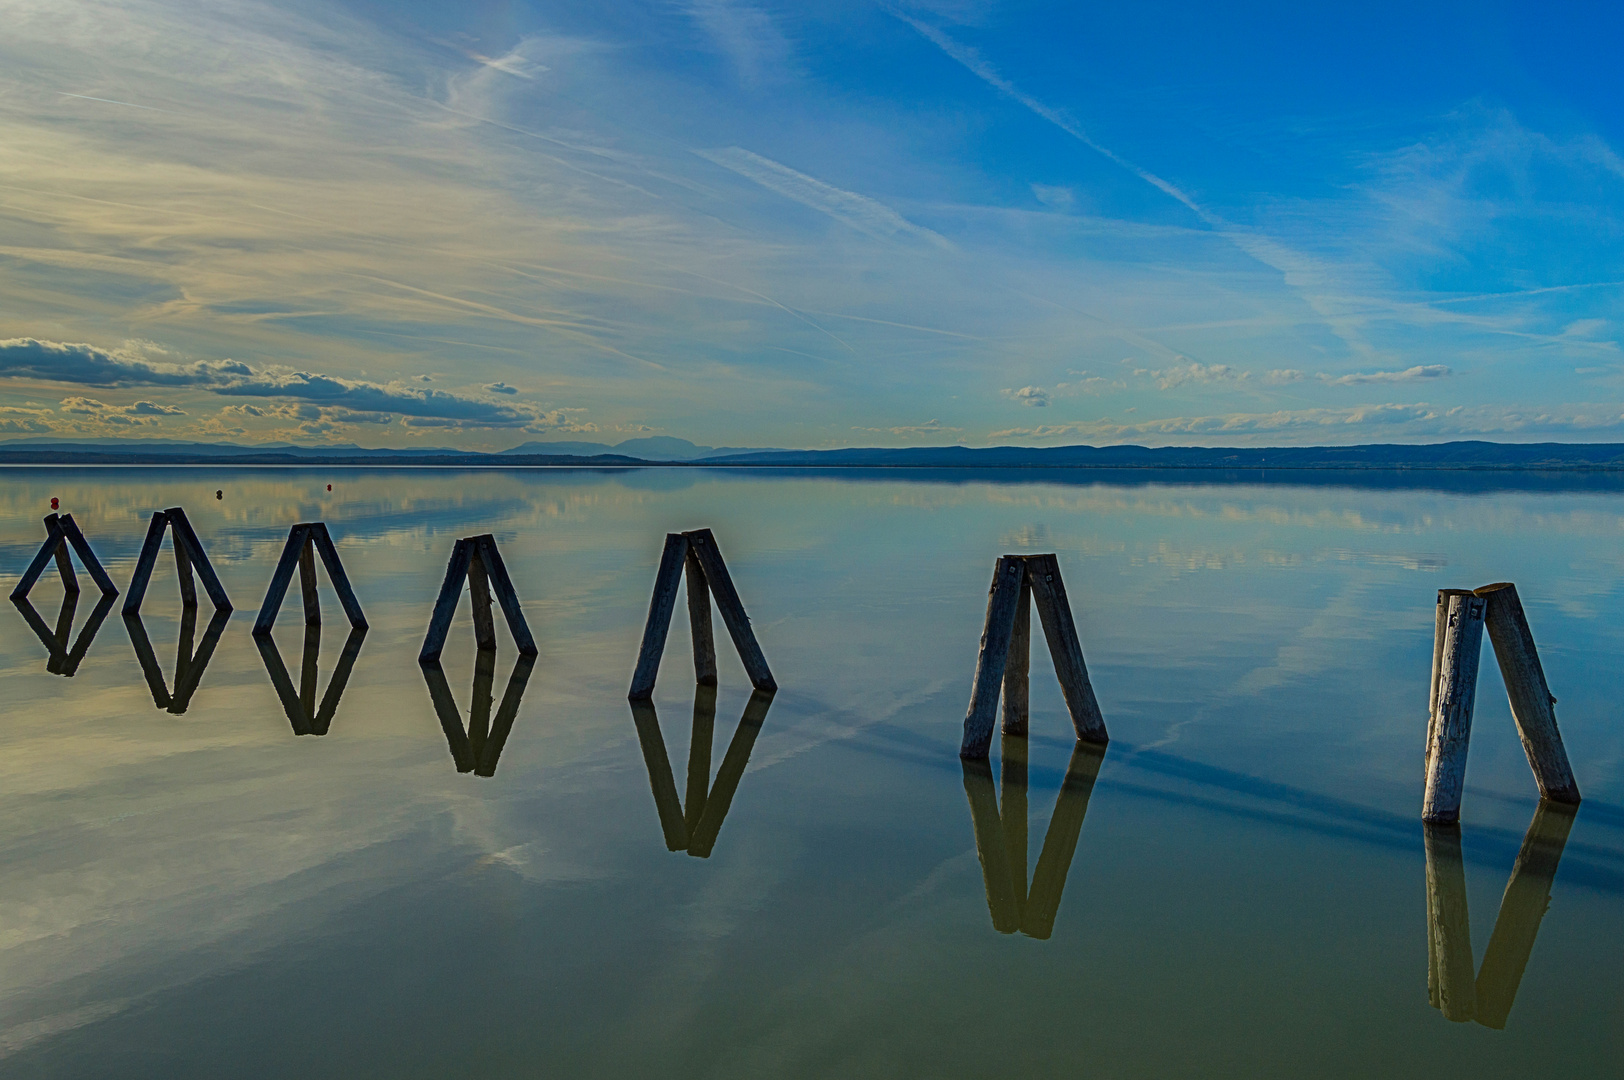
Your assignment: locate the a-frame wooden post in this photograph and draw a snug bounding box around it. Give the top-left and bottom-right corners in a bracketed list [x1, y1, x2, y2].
[960, 553, 1108, 760]
[421, 651, 536, 775]
[123, 507, 231, 615]
[628, 529, 776, 700]
[1423, 582, 1580, 824]
[253, 522, 367, 635]
[420, 534, 536, 663]
[122, 606, 232, 714]
[11, 590, 117, 676]
[256, 623, 369, 736]
[11, 513, 119, 601]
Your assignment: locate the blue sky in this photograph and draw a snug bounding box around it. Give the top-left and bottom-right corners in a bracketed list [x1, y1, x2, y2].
[0, 0, 1621, 448]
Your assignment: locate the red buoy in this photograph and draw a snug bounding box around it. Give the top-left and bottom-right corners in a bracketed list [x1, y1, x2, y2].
[327, 484, 332, 492]
[50, 497, 59, 510]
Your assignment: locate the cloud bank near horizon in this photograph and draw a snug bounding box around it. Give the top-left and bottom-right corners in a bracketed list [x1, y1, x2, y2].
[0, 0, 1621, 448]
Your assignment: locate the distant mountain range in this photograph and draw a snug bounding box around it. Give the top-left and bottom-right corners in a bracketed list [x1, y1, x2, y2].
[7, 437, 1624, 470]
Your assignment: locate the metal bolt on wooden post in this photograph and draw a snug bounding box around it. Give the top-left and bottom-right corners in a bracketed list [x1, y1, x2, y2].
[1423, 592, 1487, 825]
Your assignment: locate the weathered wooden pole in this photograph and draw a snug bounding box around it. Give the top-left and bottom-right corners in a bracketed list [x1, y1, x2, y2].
[1422, 591, 1487, 825]
[629, 534, 689, 700]
[1001, 572, 1032, 736]
[1427, 589, 1475, 772]
[959, 556, 1026, 760]
[297, 535, 320, 626]
[1026, 554, 1108, 745]
[123, 513, 169, 614]
[10, 515, 70, 600]
[685, 530, 776, 693]
[1473, 799, 1576, 1029]
[1474, 583, 1580, 805]
[467, 548, 498, 651]
[164, 508, 231, 611]
[1423, 823, 1476, 1022]
[686, 550, 718, 687]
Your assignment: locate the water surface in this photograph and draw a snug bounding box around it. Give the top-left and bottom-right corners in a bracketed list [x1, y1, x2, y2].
[1, 468, 1621, 1077]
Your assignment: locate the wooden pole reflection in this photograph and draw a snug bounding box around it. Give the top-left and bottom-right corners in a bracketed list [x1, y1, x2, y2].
[1424, 799, 1577, 1028]
[962, 737, 1106, 938]
[628, 688, 776, 857]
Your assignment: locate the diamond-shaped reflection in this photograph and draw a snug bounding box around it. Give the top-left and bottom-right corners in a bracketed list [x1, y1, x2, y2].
[123, 607, 232, 714]
[255, 623, 368, 736]
[421, 651, 535, 776]
[11, 590, 116, 677]
[629, 685, 775, 858]
[961, 734, 1105, 939]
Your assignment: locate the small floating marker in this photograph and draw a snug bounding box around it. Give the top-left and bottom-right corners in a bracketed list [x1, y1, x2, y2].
[326, 484, 332, 492]
[628, 528, 776, 700]
[960, 553, 1107, 760]
[216, 490, 223, 500]
[1423, 583, 1580, 824]
[50, 497, 59, 510]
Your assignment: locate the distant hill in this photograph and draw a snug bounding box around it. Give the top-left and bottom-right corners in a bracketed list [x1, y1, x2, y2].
[501, 436, 787, 460]
[7, 437, 1624, 470]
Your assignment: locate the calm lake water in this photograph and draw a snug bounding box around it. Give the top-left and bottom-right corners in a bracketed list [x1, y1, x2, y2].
[1, 467, 1621, 1078]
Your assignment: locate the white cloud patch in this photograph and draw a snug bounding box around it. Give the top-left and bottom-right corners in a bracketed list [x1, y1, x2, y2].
[1319, 364, 1451, 385]
[1003, 386, 1050, 407]
[685, 0, 793, 85]
[485, 382, 519, 395]
[1141, 361, 1247, 390]
[855, 417, 961, 437]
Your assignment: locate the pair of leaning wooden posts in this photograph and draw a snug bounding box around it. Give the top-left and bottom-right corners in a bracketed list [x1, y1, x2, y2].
[1424, 583, 1579, 824]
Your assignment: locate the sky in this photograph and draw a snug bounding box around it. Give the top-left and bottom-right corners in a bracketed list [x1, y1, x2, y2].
[0, 0, 1622, 450]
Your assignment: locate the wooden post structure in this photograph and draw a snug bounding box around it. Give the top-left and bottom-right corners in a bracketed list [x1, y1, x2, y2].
[1423, 583, 1579, 823]
[628, 529, 776, 700]
[122, 508, 231, 615]
[11, 513, 118, 601]
[253, 523, 367, 635]
[419, 534, 536, 663]
[1475, 584, 1580, 804]
[961, 553, 1107, 760]
[627, 687, 775, 856]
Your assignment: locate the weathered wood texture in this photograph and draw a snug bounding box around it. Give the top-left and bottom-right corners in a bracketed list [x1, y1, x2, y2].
[474, 534, 537, 656]
[684, 530, 776, 693]
[685, 551, 718, 687]
[164, 508, 231, 611]
[53, 536, 79, 595]
[308, 524, 367, 628]
[959, 556, 1026, 759]
[628, 533, 689, 700]
[1026, 554, 1108, 744]
[1424, 823, 1476, 1022]
[420, 538, 474, 663]
[298, 536, 320, 626]
[1423, 592, 1487, 824]
[1001, 573, 1031, 736]
[1474, 800, 1576, 1029]
[1474, 583, 1580, 805]
[467, 548, 498, 650]
[58, 515, 118, 596]
[11, 516, 69, 600]
[122, 513, 170, 614]
[173, 531, 197, 608]
[1426, 589, 1474, 772]
[298, 623, 321, 720]
[253, 526, 311, 635]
